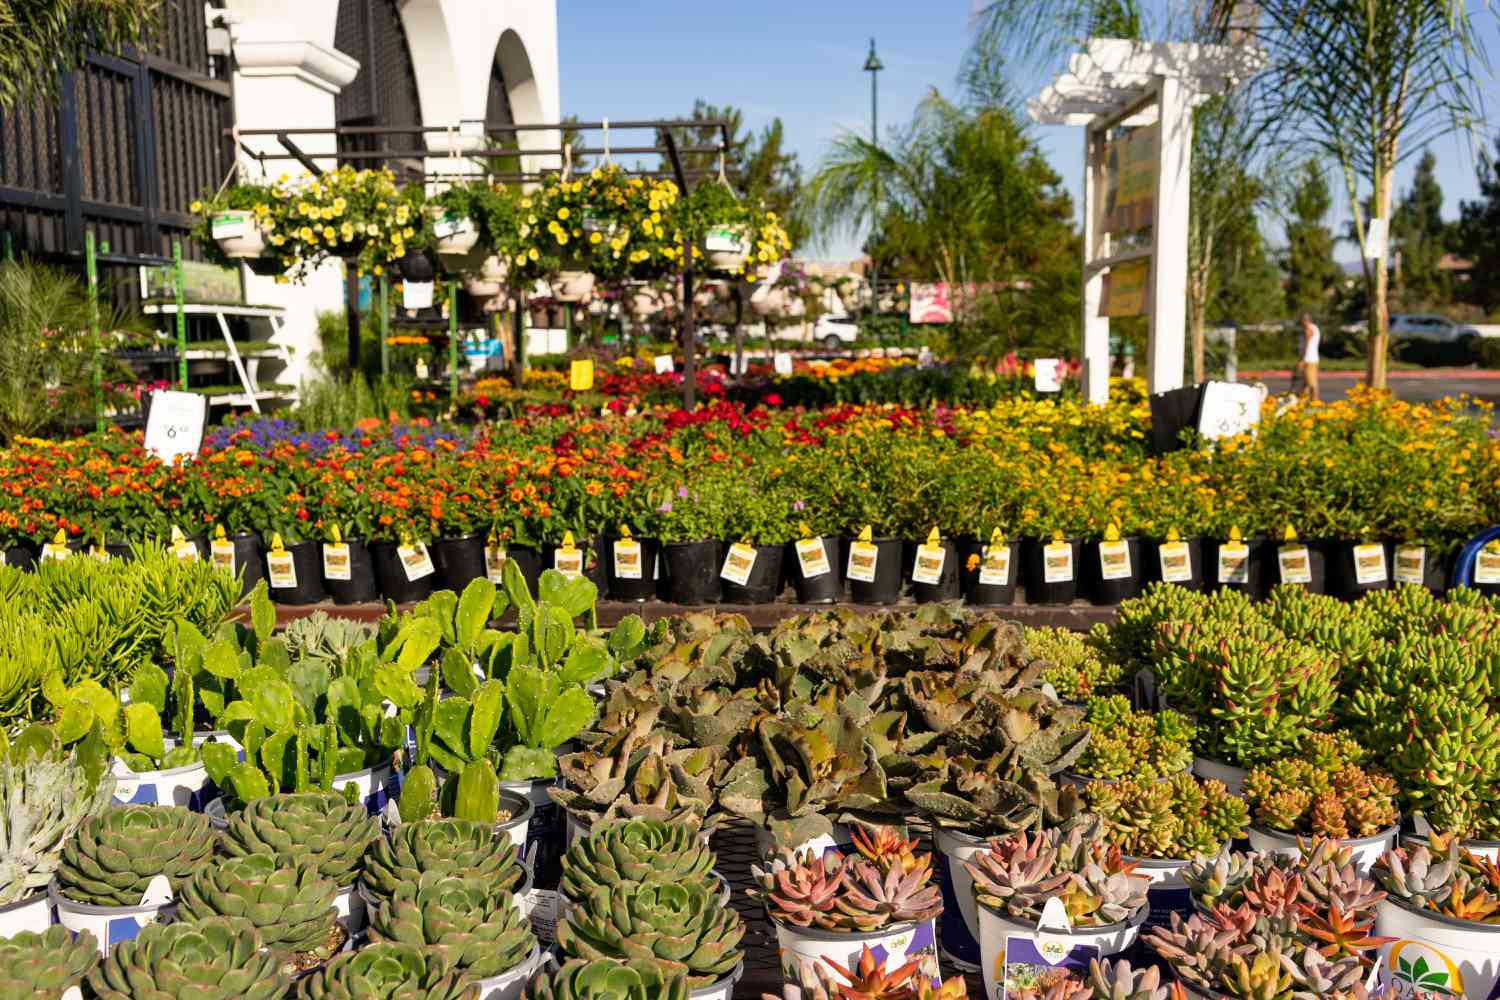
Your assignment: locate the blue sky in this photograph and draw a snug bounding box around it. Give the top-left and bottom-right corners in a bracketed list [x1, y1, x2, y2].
[557, 2, 1500, 264]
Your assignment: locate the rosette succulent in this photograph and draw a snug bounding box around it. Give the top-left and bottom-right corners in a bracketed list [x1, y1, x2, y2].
[369, 873, 536, 979]
[85, 916, 291, 1000]
[1072, 697, 1194, 782]
[1376, 840, 1500, 924]
[560, 818, 716, 902]
[296, 941, 472, 1000]
[557, 880, 743, 986]
[56, 804, 217, 906]
[750, 846, 942, 932]
[362, 818, 522, 907]
[174, 854, 341, 967]
[776, 945, 968, 1000]
[221, 791, 378, 888]
[0, 924, 98, 997]
[1086, 774, 1248, 860]
[523, 957, 691, 1000]
[965, 821, 1149, 927]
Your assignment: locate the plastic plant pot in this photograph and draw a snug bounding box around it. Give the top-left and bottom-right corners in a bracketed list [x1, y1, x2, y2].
[604, 535, 661, 602]
[432, 533, 487, 593]
[1142, 536, 1208, 592]
[268, 540, 325, 606]
[324, 537, 379, 605]
[908, 537, 962, 604]
[786, 536, 844, 604]
[663, 540, 722, 605]
[1021, 537, 1082, 606]
[844, 536, 904, 605]
[720, 542, 785, 604]
[957, 536, 1018, 607]
[369, 540, 435, 605]
[1083, 536, 1144, 606]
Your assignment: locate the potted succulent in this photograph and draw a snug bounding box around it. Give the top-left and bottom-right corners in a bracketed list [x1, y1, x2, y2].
[363, 818, 528, 912]
[173, 854, 343, 975]
[1375, 840, 1500, 999]
[369, 873, 541, 1000]
[1025, 625, 1126, 702]
[1063, 696, 1195, 785]
[0, 924, 98, 995]
[779, 944, 971, 1000]
[553, 732, 724, 841]
[51, 805, 218, 953]
[84, 916, 292, 999]
[1242, 732, 1400, 872]
[295, 940, 473, 999]
[556, 879, 745, 1000]
[523, 957, 691, 1000]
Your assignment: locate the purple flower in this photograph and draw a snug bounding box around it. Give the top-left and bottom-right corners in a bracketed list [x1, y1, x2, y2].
[677, 486, 689, 499]
[656, 502, 673, 514]
[793, 499, 806, 512]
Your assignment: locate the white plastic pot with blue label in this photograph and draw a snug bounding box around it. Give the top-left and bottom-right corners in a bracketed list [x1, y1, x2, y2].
[931, 826, 989, 969]
[50, 875, 174, 955]
[110, 746, 209, 811]
[0, 887, 52, 937]
[335, 757, 402, 816]
[1376, 895, 1500, 1000]
[773, 917, 940, 990]
[977, 899, 1146, 1000]
[1124, 854, 1202, 933]
[473, 942, 545, 1000]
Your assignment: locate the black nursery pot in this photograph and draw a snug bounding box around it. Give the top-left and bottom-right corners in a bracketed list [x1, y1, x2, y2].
[1142, 536, 1207, 592]
[1021, 537, 1082, 605]
[604, 535, 661, 603]
[432, 534, 487, 593]
[1083, 537, 1144, 606]
[720, 542, 785, 605]
[1270, 538, 1332, 594]
[268, 539, 325, 606]
[957, 535, 1018, 606]
[105, 542, 135, 563]
[907, 537, 962, 604]
[324, 537, 378, 605]
[1329, 539, 1392, 599]
[663, 540, 722, 605]
[843, 535, 904, 605]
[1208, 535, 1273, 599]
[786, 535, 845, 604]
[369, 540, 435, 605]
[543, 538, 607, 592]
[1, 542, 37, 571]
[227, 532, 266, 596]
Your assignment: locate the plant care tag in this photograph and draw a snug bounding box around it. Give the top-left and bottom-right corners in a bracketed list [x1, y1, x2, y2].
[554, 543, 583, 580]
[980, 542, 1011, 586]
[90, 545, 109, 563]
[1159, 541, 1192, 583]
[1000, 898, 1096, 1000]
[1043, 541, 1073, 583]
[653, 354, 674, 374]
[721, 543, 757, 586]
[266, 548, 298, 590]
[1353, 542, 1388, 585]
[323, 542, 352, 582]
[173, 540, 199, 562]
[432, 214, 471, 240]
[1218, 542, 1250, 585]
[795, 537, 831, 579]
[139, 874, 174, 907]
[1477, 545, 1500, 585]
[485, 545, 507, 583]
[913, 533, 946, 585]
[1394, 544, 1426, 586]
[61, 988, 82, 1000]
[210, 538, 236, 575]
[847, 540, 879, 583]
[1098, 540, 1132, 580]
[525, 888, 560, 944]
[613, 538, 642, 580]
[1033, 358, 1063, 393]
[398, 542, 435, 582]
[1278, 544, 1312, 585]
[210, 211, 250, 239]
[40, 532, 70, 563]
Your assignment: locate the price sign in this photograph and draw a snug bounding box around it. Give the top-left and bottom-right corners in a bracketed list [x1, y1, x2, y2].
[144, 391, 207, 466]
[266, 549, 298, 589]
[1218, 543, 1250, 585]
[554, 547, 584, 579]
[210, 537, 236, 575]
[653, 354, 674, 374]
[210, 212, 250, 239]
[912, 541, 947, 585]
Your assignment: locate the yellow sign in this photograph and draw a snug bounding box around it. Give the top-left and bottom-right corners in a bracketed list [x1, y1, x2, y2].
[1101, 258, 1149, 317]
[1104, 124, 1158, 233]
[569, 360, 594, 391]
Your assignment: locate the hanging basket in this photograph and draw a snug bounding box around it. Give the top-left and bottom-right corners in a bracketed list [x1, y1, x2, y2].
[431, 211, 480, 256]
[704, 224, 751, 271]
[552, 270, 596, 303]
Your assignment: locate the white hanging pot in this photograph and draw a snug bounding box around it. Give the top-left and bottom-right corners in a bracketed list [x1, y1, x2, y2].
[110, 743, 210, 811]
[552, 271, 595, 303]
[627, 288, 670, 319]
[750, 287, 786, 318]
[977, 901, 1146, 1000]
[1376, 896, 1500, 999]
[464, 275, 505, 299]
[473, 942, 544, 1000]
[1246, 824, 1398, 875]
[704, 225, 751, 271]
[772, 918, 940, 989]
[689, 960, 743, 1000]
[0, 889, 52, 937]
[50, 879, 174, 955]
[210, 211, 268, 259]
[1192, 756, 1248, 797]
[932, 826, 988, 969]
[432, 213, 480, 256]
[752, 821, 851, 860]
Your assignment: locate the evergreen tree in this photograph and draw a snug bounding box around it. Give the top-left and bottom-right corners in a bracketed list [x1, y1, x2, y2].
[1460, 136, 1500, 313]
[1283, 161, 1341, 316]
[675, 102, 807, 247]
[1391, 150, 1450, 305]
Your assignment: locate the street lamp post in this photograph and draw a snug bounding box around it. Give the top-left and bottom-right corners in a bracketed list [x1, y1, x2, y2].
[863, 38, 883, 324]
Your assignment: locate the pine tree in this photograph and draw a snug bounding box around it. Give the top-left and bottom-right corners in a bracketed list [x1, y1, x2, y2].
[1460, 136, 1500, 313]
[1391, 150, 1450, 305]
[1283, 161, 1342, 316]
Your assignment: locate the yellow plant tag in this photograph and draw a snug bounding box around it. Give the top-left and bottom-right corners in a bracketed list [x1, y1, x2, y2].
[485, 543, 508, 583]
[1103, 522, 1121, 543]
[330, 524, 343, 545]
[847, 531, 879, 583]
[1480, 543, 1500, 585]
[553, 533, 583, 579]
[1098, 535, 1132, 581]
[41, 529, 70, 563]
[980, 532, 1012, 587]
[1042, 537, 1074, 583]
[795, 536, 831, 579]
[396, 540, 435, 582]
[1283, 525, 1298, 543]
[721, 542, 758, 587]
[1218, 533, 1250, 585]
[210, 525, 236, 575]
[1278, 542, 1311, 585]
[1159, 537, 1192, 583]
[613, 534, 642, 580]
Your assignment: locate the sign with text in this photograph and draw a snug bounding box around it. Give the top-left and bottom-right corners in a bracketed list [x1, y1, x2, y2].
[144, 391, 207, 465]
[1101, 258, 1150, 317]
[1104, 124, 1158, 234]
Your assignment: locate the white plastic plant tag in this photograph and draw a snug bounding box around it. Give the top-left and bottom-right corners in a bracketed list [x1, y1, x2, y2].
[210, 212, 249, 239]
[90, 547, 109, 563]
[382, 700, 399, 719]
[613, 539, 642, 580]
[1218, 543, 1249, 585]
[554, 547, 583, 579]
[61, 988, 82, 1000]
[1033, 358, 1062, 393]
[653, 354, 674, 374]
[912, 542, 946, 585]
[40, 542, 69, 563]
[1037, 896, 1073, 933]
[846, 541, 878, 583]
[795, 537, 831, 578]
[1394, 544, 1426, 586]
[1353, 543, 1387, 585]
[1159, 541, 1192, 583]
[1042, 542, 1073, 583]
[998, 898, 1095, 1000]
[210, 539, 236, 575]
[721, 543, 757, 586]
[472, 662, 485, 683]
[398, 542, 435, 582]
[1278, 545, 1312, 585]
[1097, 540, 1132, 580]
[526, 888, 559, 943]
[1477, 548, 1500, 585]
[773, 352, 794, 376]
[266, 550, 297, 589]
[485, 546, 507, 583]
[652, 550, 661, 580]
[173, 541, 199, 562]
[139, 874, 174, 907]
[323, 542, 352, 582]
[980, 544, 1011, 586]
[402, 281, 434, 310]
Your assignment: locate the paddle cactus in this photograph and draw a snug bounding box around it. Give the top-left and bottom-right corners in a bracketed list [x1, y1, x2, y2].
[361, 818, 522, 907]
[55, 804, 217, 906]
[557, 880, 743, 986]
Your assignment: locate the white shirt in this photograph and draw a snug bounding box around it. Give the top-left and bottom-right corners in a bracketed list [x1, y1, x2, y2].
[1302, 324, 1320, 364]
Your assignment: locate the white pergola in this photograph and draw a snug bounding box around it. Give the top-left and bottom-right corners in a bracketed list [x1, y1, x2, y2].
[1029, 39, 1266, 403]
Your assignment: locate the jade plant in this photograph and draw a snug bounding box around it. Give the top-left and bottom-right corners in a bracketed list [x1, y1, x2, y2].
[553, 731, 725, 833]
[84, 916, 291, 1000]
[220, 791, 379, 888]
[1086, 773, 1247, 860]
[1242, 732, 1399, 839]
[964, 820, 1150, 928]
[368, 873, 536, 981]
[559, 818, 716, 902]
[55, 804, 217, 907]
[362, 818, 523, 907]
[750, 842, 942, 931]
[522, 957, 691, 1000]
[0, 924, 98, 996]
[1025, 625, 1126, 701]
[1376, 839, 1500, 925]
[557, 879, 744, 986]
[296, 941, 472, 999]
[0, 731, 114, 905]
[1070, 696, 1194, 782]
[173, 854, 341, 971]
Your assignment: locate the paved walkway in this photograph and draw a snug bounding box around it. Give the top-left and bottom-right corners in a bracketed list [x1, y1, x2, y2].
[1239, 367, 1500, 403]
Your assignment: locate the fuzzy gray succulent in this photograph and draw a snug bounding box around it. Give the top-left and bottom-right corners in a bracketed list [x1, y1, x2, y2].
[0, 744, 113, 905]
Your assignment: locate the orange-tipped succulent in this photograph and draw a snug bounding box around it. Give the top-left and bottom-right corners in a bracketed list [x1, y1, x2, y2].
[852, 826, 926, 877]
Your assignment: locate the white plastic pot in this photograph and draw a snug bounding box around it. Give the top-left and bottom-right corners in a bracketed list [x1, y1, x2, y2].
[1376, 895, 1500, 999]
[473, 942, 544, 1000]
[501, 778, 563, 944]
[433, 215, 480, 256]
[772, 917, 940, 989]
[50, 879, 173, 955]
[110, 753, 209, 810]
[932, 826, 989, 969]
[210, 211, 268, 259]
[1247, 824, 1397, 874]
[336, 758, 401, 815]
[752, 822, 851, 860]
[689, 960, 743, 1000]
[1124, 855, 1199, 933]
[750, 287, 787, 318]
[552, 271, 595, 303]
[0, 889, 51, 936]
[1192, 756, 1248, 797]
[704, 226, 750, 271]
[1401, 831, 1500, 863]
[334, 882, 366, 935]
[977, 901, 1145, 1000]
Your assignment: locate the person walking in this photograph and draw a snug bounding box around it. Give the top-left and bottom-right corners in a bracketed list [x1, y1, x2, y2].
[1297, 313, 1320, 401]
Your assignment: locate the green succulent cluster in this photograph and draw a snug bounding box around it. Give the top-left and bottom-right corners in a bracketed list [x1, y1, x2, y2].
[0, 924, 98, 998]
[1243, 732, 1400, 838]
[86, 916, 291, 1000]
[1073, 696, 1194, 781]
[362, 818, 522, 907]
[553, 730, 725, 832]
[174, 854, 341, 965]
[56, 805, 217, 906]
[560, 818, 715, 902]
[1086, 773, 1248, 859]
[557, 880, 743, 986]
[1025, 624, 1126, 701]
[296, 941, 472, 1000]
[522, 957, 691, 1000]
[220, 791, 379, 887]
[369, 873, 535, 980]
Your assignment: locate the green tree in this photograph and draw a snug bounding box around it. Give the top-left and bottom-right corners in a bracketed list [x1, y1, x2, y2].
[1391, 149, 1451, 306]
[1211, 192, 1285, 327]
[673, 101, 806, 248]
[1282, 161, 1341, 316]
[1459, 136, 1500, 312]
[0, 0, 157, 109]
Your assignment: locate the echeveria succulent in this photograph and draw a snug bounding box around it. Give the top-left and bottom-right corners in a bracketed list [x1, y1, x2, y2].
[369, 873, 535, 979]
[85, 916, 290, 1000]
[751, 846, 942, 932]
[55, 804, 217, 906]
[220, 792, 378, 887]
[557, 880, 743, 986]
[295, 941, 471, 1000]
[966, 821, 1149, 927]
[173, 854, 340, 966]
[362, 818, 522, 907]
[560, 818, 715, 902]
[522, 957, 691, 1000]
[0, 924, 98, 997]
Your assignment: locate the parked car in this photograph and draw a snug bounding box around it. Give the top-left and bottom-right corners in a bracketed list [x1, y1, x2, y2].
[767, 314, 859, 352]
[1388, 314, 1484, 345]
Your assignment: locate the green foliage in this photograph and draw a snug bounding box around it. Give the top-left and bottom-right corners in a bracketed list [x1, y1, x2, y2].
[1392, 150, 1454, 307]
[369, 873, 535, 980]
[55, 805, 217, 907]
[557, 880, 743, 986]
[0, 0, 155, 109]
[1087, 772, 1248, 859]
[1073, 695, 1194, 781]
[297, 941, 473, 1000]
[85, 917, 291, 1000]
[219, 792, 378, 887]
[0, 924, 98, 997]
[1025, 625, 1125, 701]
[174, 854, 340, 963]
[1460, 135, 1500, 312]
[1283, 161, 1342, 317]
[362, 818, 522, 907]
[1243, 732, 1400, 838]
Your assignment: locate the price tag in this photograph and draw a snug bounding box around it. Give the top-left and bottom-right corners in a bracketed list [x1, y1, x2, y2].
[554, 547, 583, 579]
[721, 543, 757, 586]
[773, 352, 794, 376]
[485, 546, 507, 583]
[1278, 545, 1312, 585]
[613, 538, 642, 580]
[1043, 541, 1074, 583]
[570, 359, 595, 391]
[1394, 544, 1426, 586]
[144, 390, 207, 466]
[210, 211, 250, 239]
[653, 354, 674, 374]
[210, 538, 236, 575]
[1353, 543, 1388, 585]
[980, 544, 1011, 586]
[795, 537, 831, 579]
[402, 281, 434, 310]
[398, 542, 435, 581]
[846, 540, 879, 583]
[912, 540, 947, 585]
[1476, 547, 1500, 585]
[1033, 358, 1062, 393]
[1159, 541, 1192, 583]
[1218, 543, 1250, 585]
[266, 548, 298, 589]
[323, 542, 352, 581]
[1097, 540, 1132, 581]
